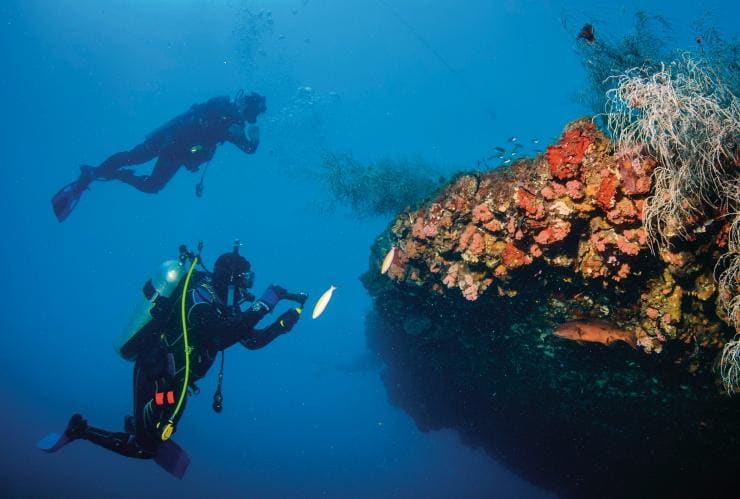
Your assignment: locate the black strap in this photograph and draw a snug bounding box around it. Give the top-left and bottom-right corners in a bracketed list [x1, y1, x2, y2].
[212, 350, 225, 413]
[195, 160, 211, 197]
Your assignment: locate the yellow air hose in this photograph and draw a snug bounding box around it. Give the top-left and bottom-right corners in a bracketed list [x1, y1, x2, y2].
[161, 256, 198, 441]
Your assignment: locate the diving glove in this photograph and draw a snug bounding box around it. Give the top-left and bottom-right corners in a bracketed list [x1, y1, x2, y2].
[277, 308, 300, 333]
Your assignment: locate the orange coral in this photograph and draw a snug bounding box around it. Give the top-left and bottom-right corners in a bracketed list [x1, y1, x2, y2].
[411, 216, 426, 239]
[615, 262, 631, 281]
[467, 232, 485, 258]
[514, 187, 544, 219]
[443, 263, 459, 288]
[615, 235, 640, 256]
[565, 180, 584, 200]
[422, 223, 438, 238]
[607, 198, 638, 224]
[623, 228, 647, 246]
[534, 221, 572, 245]
[596, 169, 619, 210]
[458, 224, 477, 251]
[483, 219, 503, 232]
[546, 126, 594, 180]
[501, 242, 531, 268]
[590, 230, 612, 253]
[541, 185, 556, 200]
[461, 273, 481, 301]
[619, 156, 653, 196]
[472, 202, 494, 223]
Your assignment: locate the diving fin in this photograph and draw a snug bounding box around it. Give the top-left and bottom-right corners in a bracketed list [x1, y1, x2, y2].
[36, 432, 73, 453]
[51, 182, 83, 222]
[154, 439, 191, 479]
[36, 413, 86, 453]
[51, 166, 95, 222]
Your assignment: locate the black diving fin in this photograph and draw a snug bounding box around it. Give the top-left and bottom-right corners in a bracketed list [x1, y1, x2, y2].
[51, 181, 83, 222]
[51, 166, 94, 222]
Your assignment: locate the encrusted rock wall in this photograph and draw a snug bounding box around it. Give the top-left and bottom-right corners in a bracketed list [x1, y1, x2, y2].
[380, 119, 732, 367]
[363, 119, 740, 498]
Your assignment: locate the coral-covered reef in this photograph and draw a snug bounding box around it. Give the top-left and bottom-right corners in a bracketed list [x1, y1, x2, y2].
[363, 120, 740, 498]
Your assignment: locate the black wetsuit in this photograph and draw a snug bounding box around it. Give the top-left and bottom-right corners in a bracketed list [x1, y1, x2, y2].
[92, 96, 259, 193]
[83, 273, 290, 459]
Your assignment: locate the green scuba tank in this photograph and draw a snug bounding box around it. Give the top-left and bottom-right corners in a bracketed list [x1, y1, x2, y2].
[116, 259, 186, 361]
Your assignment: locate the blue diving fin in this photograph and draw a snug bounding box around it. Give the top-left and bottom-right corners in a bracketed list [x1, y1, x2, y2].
[154, 439, 191, 479]
[36, 432, 73, 453]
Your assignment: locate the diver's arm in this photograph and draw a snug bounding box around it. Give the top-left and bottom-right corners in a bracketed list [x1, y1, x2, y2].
[240, 308, 300, 350]
[240, 322, 283, 350]
[187, 300, 265, 344]
[189, 285, 298, 349]
[225, 123, 259, 154]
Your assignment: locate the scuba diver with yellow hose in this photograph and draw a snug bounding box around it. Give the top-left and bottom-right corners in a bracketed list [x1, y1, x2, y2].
[51, 90, 266, 222]
[37, 241, 307, 478]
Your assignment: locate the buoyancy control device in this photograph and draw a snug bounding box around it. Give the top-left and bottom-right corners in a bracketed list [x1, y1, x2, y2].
[115, 245, 200, 361]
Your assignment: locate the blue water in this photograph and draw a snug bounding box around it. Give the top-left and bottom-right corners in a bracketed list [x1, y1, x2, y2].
[1, 1, 736, 497]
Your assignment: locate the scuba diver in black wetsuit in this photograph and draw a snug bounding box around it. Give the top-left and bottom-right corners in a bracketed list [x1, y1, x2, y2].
[51, 90, 267, 222]
[39, 242, 307, 477]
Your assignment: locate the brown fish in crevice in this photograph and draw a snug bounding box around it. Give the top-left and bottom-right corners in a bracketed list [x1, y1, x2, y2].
[553, 319, 638, 349]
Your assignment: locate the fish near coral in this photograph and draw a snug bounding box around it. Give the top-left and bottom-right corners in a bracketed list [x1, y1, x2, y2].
[381, 246, 397, 274]
[553, 319, 638, 349]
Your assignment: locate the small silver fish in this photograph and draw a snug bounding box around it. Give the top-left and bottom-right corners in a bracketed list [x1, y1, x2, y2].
[508, 136, 518, 143]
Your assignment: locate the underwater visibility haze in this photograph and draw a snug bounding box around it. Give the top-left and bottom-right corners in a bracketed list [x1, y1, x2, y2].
[1, 1, 739, 498]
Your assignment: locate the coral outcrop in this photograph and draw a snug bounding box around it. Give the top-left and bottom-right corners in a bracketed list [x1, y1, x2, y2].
[379, 119, 731, 359]
[363, 119, 740, 498]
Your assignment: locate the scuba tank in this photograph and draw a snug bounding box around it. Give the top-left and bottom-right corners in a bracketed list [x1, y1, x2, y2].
[115, 244, 203, 443]
[115, 258, 187, 361]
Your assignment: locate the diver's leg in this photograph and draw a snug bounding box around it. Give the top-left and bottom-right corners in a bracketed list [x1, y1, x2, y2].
[59, 356, 166, 459]
[62, 413, 154, 459]
[133, 357, 167, 445]
[93, 139, 160, 178]
[83, 425, 154, 459]
[104, 156, 181, 193]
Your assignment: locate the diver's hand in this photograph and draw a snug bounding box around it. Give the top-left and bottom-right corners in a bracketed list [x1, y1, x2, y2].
[276, 308, 300, 333]
[246, 124, 260, 144]
[284, 291, 308, 306]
